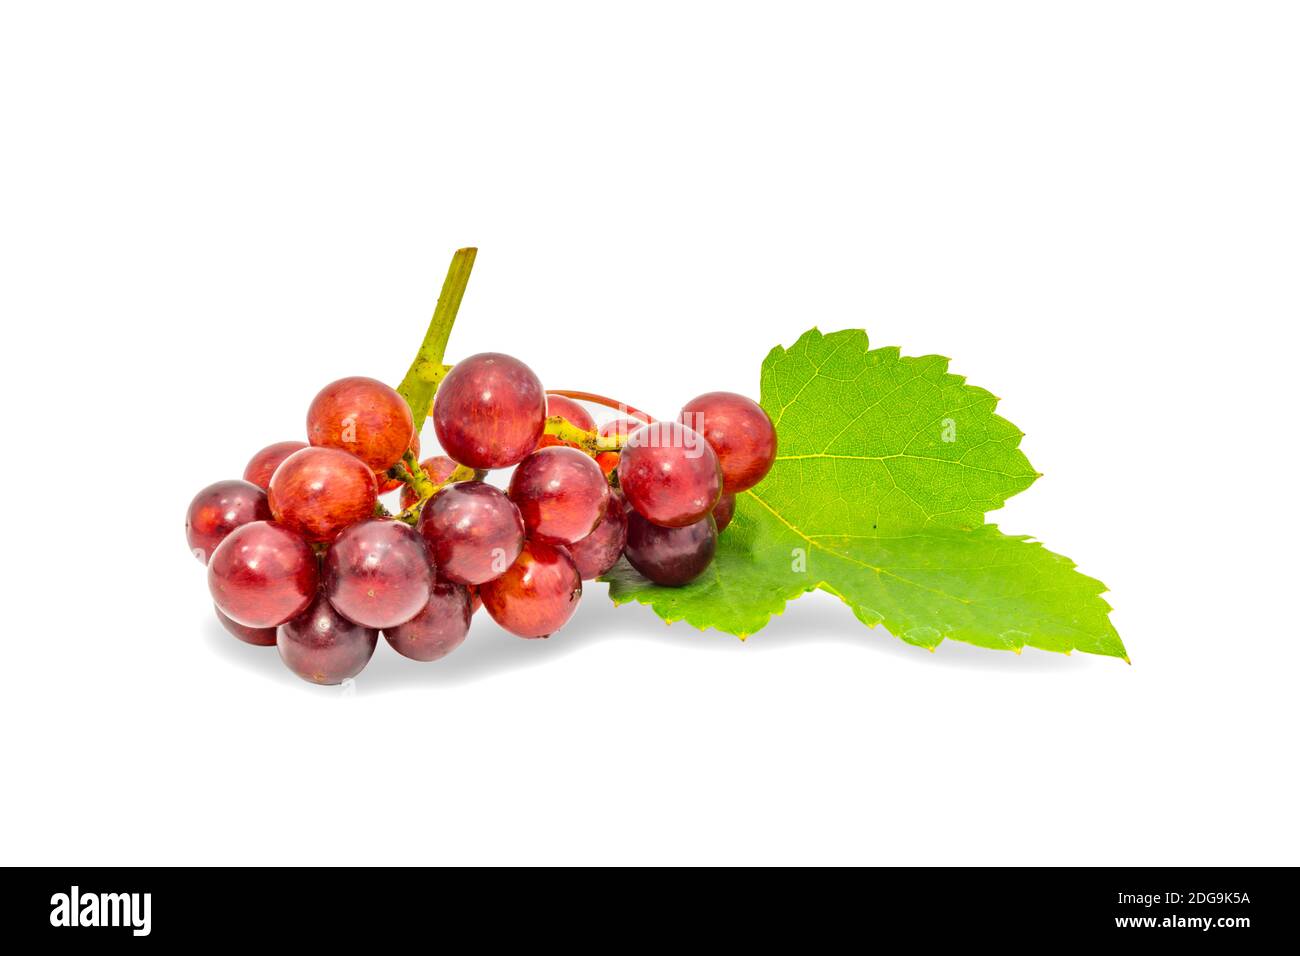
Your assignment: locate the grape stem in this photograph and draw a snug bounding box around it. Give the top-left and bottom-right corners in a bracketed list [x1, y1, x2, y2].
[396, 247, 478, 423]
[545, 416, 626, 453]
[546, 390, 657, 424]
[387, 450, 479, 525]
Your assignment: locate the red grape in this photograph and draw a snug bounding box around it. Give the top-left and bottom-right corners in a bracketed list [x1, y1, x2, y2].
[480, 541, 581, 638]
[433, 353, 546, 469]
[376, 432, 420, 495]
[308, 375, 415, 473]
[208, 520, 319, 627]
[324, 518, 434, 628]
[186, 479, 272, 564]
[624, 511, 717, 586]
[545, 393, 596, 431]
[383, 579, 472, 662]
[598, 417, 645, 441]
[215, 605, 276, 646]
[679, 392, 777, 494]
[243, 441, 308, 491]
[277, 591, 378, 684]
[617, 421, 722, 528]
[417, 481, 525, 585]
[568, 496, 627, 579]
[268, 446, 378, 543]
[594, 450, 620, 477]
[593, 419, 646, 476]
[508, 446, 610, 545]
[538, 394, 594, 453]
[712, 492, 736, 532]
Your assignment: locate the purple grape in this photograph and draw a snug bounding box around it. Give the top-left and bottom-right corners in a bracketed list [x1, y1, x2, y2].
[623, 511, 717, 586]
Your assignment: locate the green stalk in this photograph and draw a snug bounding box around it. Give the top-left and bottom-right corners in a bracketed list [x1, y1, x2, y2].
[396, 247, 477, 423]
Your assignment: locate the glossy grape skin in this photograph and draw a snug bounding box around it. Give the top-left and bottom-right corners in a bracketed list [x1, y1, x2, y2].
[592, 419, 645, 475]
[268, 447, 378, 543]
[712, 492, 736, 533]
[508, 446, 610, 545]
[307, 376, 415, 472]
[617, 421, 722, 528]
[324, 519, 434, 628]
[376, 432, 420, 495]
[480, 541, 581, 639]
[594, 451, 619, 477]
[186, 479, 273, 564]
[679, 392, 777, 494]
[243, 441, 308, 491]
[624, 511, 717, 587]
[208, 521, 319, 627]
[567, 496, 628, 579]
[383, 579, 472, 662]
[417, 481, 525, 585]
[277, 592, 378, 685]
[215, 605, 276, 646]
[537, 393, 594, 450]
[433, 353, 546, 469]
[598, 417, 646, 441]
[399, 455, 481, 510]
[545, 393, 595, 431]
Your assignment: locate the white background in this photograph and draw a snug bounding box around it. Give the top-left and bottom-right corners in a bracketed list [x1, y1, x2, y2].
[2, 2, 1297, 866]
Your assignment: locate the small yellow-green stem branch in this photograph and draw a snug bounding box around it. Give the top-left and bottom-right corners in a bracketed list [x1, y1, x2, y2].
[545, 416, 626, 454]
[390, 453, 481, 525]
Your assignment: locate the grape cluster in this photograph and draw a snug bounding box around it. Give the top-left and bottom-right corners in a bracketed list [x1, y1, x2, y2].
[186, 355, 777, 685]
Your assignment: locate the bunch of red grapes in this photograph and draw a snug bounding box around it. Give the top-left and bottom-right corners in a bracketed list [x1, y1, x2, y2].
[186, 353, 777, 685]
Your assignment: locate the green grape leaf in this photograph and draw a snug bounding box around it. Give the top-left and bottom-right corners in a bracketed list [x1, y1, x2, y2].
[604, 328, 1125, 660]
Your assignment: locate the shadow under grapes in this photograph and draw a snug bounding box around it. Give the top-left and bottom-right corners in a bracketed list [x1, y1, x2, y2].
[207, 584, 1087, 696]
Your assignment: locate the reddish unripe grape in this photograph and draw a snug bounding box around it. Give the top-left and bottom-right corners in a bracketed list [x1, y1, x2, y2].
[383, 579, 472, 662]
[537, 434, 578, 451]
[433, 353, 546, 469]
[376, 432, 420, 495]
[208, 521, 319, 627]
[508, 446, 610, 545]
[243, 441, 308, 491]
[599, 417, 646, 441]
[324, 519, 434, 628]
[307, 375, 414, 473]
[594, 451, 620, 477]
[713, 492, 736, 533]
[480, 541, 582, 639]
[398, 455, 478, 510]
[268, 447, 378, 543]
[277, 592, 377, 685]
[534, 394, 598, 451]
[215, 605, 276, 646]
[186, 479, 273, 564]
[545, 393, 595, 430]
[568, 496, 628, 579]
[417, 481, 525, 585]
[679, 392, 777, 494]
[617, 422, 722, 528]
[624, 511, 717, 587]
